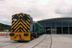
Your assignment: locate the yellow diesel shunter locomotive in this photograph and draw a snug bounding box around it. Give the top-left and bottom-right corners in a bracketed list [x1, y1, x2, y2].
[9, 13, 33, 41]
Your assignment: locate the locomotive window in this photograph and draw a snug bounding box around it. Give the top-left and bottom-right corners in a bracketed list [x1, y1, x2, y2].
[23, 16, 29, 20]
[12, 15, 19, 21]
[13, 19, 17, 21]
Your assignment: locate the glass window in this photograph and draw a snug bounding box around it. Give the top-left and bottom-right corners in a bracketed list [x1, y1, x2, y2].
[70, 27, 72, 34]
[63, 27, 68, 34]
[57, 27, 62, 34]
[46, 27, 51, 34]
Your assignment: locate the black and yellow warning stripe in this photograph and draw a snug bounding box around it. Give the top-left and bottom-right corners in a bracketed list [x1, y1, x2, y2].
[21, 19, 30, 29]
[14, 25, 26, 32]
[12, 19, 30, 33]
[21, 19, 30, 32]
[11, 13, 31, 33]
[11, 19, 20, 29]
[14, 21, 29, 32]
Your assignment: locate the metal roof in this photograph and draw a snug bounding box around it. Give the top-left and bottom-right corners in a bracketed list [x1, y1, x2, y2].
[38, 17, 72, 27]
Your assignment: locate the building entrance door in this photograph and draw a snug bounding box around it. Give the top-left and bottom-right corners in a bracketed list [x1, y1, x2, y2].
[46, 27, 51, 34]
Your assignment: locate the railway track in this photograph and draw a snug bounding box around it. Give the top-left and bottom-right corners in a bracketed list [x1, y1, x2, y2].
[15, 34, 47, 48]
[0, 34, 52, 48]
[31, 35, 47, 48]
[17, 34, 51, 48]
[31, 34, 52, 48]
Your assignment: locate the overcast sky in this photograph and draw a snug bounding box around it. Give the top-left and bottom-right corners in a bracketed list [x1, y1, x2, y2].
[0, 0, 72, 25]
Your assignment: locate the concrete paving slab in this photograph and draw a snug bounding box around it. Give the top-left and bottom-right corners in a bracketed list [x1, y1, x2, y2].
[0, 34, 72, 48]
[52, 35, 72, 48]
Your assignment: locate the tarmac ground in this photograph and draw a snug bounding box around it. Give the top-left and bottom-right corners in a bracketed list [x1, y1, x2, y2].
[0, 33, 72, 48]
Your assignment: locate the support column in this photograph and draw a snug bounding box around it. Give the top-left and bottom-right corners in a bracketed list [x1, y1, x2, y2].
[68, 24, 70, 34]
[61, 21, 63, 34]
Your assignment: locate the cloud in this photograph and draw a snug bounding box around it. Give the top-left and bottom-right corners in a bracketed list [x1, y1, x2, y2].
[0, 0, 72, 25]
[55, 5, 72, 17]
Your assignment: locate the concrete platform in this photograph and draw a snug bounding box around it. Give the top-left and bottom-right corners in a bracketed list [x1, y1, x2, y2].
[52, 34, 72, 48]
[0, 34, 51, 48]
[0, 34, 72, 48]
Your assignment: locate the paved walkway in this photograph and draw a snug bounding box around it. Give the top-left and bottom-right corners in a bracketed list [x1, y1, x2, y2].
[0, 34, 72, 48]
[52, 34, 72, 48]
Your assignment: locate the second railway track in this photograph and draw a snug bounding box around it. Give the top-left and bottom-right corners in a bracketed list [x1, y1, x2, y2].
[17, 34, 51, 48]
[31, 34, 52, 48]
